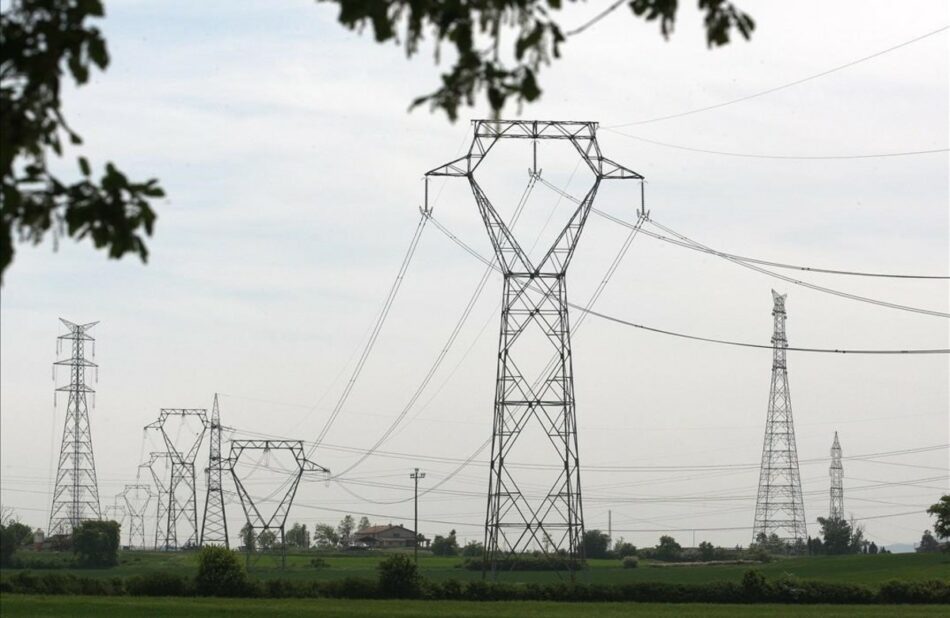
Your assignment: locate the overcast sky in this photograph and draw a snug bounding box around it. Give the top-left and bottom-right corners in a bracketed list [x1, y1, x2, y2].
[1, 0, 947, 550]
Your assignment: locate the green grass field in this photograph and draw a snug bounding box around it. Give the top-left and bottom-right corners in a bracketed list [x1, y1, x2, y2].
[2, 596, 948, 618]
[6, 549, 945, 587]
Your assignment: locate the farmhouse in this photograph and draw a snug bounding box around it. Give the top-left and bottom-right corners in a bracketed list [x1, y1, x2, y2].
[354, 524, 416, 548]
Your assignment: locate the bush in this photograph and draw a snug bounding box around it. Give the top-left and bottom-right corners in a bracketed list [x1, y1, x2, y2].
[622, 556, 639, 569]
[309, 557, 329, 568]
[377, 553, 420, 598]
[741, 569, 769, 600]
[73, 520, 120, 567]
[195, 546, 250, 597]
[127, 571, 192, 597]
[614, 541, 637, 559]
[319, 576, 377, 599]
[878, 579, 950, 604]
[460, 540, 483, 558]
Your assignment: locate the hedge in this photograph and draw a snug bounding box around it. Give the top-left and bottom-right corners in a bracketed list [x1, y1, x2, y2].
[1, 569, 948, 604]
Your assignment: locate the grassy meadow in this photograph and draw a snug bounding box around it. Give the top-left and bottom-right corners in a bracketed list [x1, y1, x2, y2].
[2, 596, 949, 618]
[2, 548, 947, 586]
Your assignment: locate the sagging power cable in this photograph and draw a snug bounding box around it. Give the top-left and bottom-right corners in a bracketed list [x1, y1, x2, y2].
[309, 213, 429, 453]
[427, 212, 949, 354]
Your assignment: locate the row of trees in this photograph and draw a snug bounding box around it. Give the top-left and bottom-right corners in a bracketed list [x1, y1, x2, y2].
[240, 515, 379, 551]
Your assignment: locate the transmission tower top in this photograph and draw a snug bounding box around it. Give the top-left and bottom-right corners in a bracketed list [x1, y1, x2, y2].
[425, 120, 643, 204]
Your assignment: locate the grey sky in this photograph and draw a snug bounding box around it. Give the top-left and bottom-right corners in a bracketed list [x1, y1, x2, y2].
[1, 0, 947, 549]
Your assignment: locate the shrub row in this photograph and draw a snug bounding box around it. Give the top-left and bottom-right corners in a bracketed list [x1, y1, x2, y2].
[2, 569, 948, 604]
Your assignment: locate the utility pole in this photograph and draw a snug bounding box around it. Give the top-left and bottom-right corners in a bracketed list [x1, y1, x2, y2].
[410, 467, 425, 564]
[753, 291, 807, 551]
[49, 319, 102, 536]
[426, 120, 642, 578]
[608, 510, 612, 545]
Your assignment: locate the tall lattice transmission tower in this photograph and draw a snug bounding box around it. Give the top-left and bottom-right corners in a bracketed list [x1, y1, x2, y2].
[145, 409, 208, 549]
[426, 120, 642, 575]
[753, 290, 807, 549]
[48, 319, 102, 536]
[829, 431, 844, 520]
[201, 394, 229, 547]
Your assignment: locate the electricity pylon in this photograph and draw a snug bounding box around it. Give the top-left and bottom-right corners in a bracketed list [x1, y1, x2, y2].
[829, 431, 844, 520]
[201, 394, 228, 547]
[48, 319, 102, 536]
[228, 440, 328, 568]
[140, 451, 172, 549]
[426, 120, 643, 576]
[145, 409, 208, 549]
[120, 484, 153, 549]
[753, 290, 807, 550]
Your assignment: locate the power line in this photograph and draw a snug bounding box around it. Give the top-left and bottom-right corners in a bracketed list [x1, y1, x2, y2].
[539, 177, 950, 316]
[607, 25, 950, 127]
[602, 129, 949, 160]
[618, 225, 948, 280]
[427, 212, 949, 353]
[330, 174, 539, 480]
[565, 0, 626, 37]
[310, 213, 429, 451]
[646, 217, 950, 318]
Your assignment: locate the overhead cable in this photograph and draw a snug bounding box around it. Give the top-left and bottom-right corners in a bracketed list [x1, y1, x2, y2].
[427, 213, 949, 353]
[647, 217, 950, 318]
[309, 213, 429, 452]
[329, 173, 539, 479]
[534, 176, 950, 318]
[607, 25, 950, 127]
[604, 129, 949, 160]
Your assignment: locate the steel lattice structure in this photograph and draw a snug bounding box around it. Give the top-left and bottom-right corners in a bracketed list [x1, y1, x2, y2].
[426, 120, 642, 575]
[145, 409, 208, 550]
[753, 290, 807, 549]
[120, 483, 153, 550]
[829, 431, 844, 520]
[201, 394, 229, 547]
[228, 440, 328, 567]
[48, 319, 103, 536]
[141, 452, 172, 549]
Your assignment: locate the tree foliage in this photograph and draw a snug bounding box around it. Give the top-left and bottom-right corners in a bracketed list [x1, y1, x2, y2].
[377, 552, 421, 598]
[314, 523, 340, 548]
[430, 529, 459, 556]
[1, 0, 164, 283]
[582, 529, 610, 559]
[195, 545, 250, 597]
[257, 529, 277, 550]
[0, 520, 33, 567]
[240, 522, 256, 552]
[917, 530, 940, 553]
[285, 522, 310, 549]
[461, 539, 483, 558]
[654, 534, 682, 561]
[927, 495, 950, 542]
[816, 516, 866, 555]
[337, 515, 355, 546]
[72, 519, 120, 567]
[320, 0, 754, 121]
[358, 516, 371, 531]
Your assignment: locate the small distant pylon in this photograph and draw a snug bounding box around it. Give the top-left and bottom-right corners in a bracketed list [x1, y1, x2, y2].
[829, 432, 844, 520]
[120, 484, 153, 550]
[201, 394, 229, 547]
[753, 291, 807, 549]
[48, 319, 102, 536]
